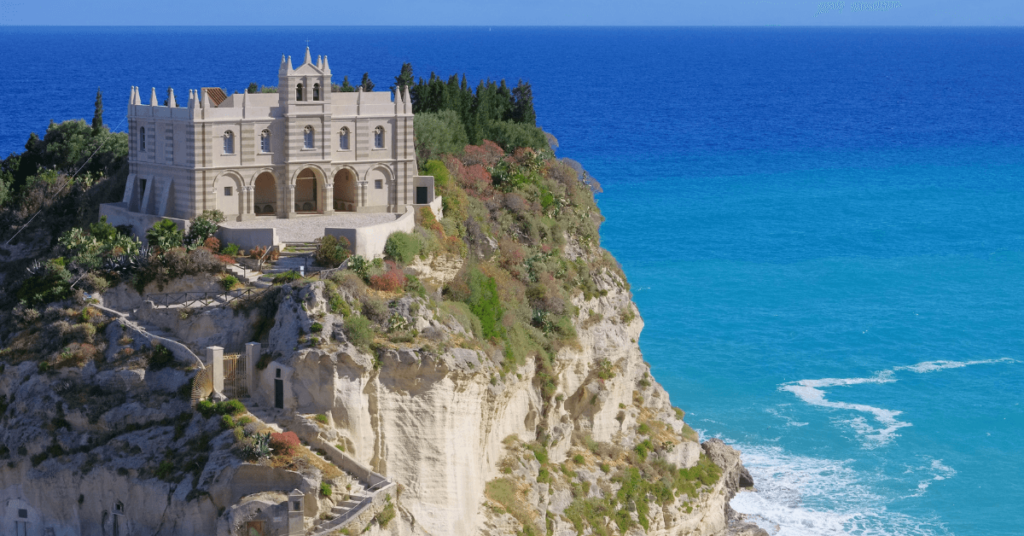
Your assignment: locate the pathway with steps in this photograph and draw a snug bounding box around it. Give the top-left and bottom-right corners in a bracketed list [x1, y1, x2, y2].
[100, 278, 395, 532]
[246, 406, 395, 535]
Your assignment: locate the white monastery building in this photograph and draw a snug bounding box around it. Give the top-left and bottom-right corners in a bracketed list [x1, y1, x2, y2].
[102, 47, 436, 236]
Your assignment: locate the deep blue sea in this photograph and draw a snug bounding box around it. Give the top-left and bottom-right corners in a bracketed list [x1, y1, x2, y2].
[2, 27, 1023, 535]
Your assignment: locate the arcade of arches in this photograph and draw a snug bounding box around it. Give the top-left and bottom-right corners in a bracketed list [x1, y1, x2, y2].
[334, 169, 357, 212]
[253, 172, 276, 216]
[295, 168, 320, 213]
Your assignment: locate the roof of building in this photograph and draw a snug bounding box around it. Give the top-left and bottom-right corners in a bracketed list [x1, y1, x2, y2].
[202, 87, 228, 107]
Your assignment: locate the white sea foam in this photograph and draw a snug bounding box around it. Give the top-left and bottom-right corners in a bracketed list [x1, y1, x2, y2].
[779, 372, 909, 447]
[728, 442, 951, 536]
[780, 358, 1017, 447]
[905, 459, 956, 499]
[894, 357, 1016, 374]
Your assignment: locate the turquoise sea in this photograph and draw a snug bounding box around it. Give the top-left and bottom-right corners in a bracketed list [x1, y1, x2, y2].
[2, 27, 1022, 535]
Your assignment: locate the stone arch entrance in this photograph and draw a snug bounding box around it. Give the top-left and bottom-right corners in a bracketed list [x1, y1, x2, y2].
[333, 169, 358, 212]
[294, 168, 323, 214]
[253, 172, 277, 216]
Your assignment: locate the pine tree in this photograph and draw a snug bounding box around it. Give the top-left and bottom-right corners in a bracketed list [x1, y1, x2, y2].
[393, 63, 414, 92]
[92, 88, 103, 134]
[361, 73, 375, 92]
[333, 76, 356, 92]
[512, 80, 537, 126]
[246, 82, 258, 94]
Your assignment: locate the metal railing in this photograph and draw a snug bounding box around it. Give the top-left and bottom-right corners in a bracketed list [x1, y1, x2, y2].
[314, 257, 350, 281]
[148, 288, 261, 308]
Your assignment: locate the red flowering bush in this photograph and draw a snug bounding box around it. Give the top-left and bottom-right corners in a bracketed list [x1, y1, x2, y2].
[461, 140, 504, 167]
[270, 431, 300, 457]
[203, 237, 221, 251]
[369, 261, 405, 292]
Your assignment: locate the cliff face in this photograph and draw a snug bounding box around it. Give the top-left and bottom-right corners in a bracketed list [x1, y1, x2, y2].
[245, 254, 759, 536]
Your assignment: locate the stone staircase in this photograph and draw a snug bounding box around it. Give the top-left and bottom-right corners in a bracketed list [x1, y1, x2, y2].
[309, 480, 373, 535]
[224, 263, 263, 287]
[246, 406, 393, 536]
[259, 242, 317, 283]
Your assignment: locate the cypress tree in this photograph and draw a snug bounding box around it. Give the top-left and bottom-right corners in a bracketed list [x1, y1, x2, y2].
[246, 82, 258, 94]
[92, 88, 103, 134]
[512, 80, 537, 126]
[360, 73, 375, 92]
[393, 62, 414, 92]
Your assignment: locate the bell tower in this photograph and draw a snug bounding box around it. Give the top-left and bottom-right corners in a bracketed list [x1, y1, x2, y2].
[278, 47, 332, 108]
[277, 47, 334, 218]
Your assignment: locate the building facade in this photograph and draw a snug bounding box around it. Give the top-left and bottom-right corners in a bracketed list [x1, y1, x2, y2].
[116, 48, 433, 225]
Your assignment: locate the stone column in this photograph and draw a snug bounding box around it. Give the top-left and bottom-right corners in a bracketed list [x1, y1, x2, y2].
[242, 186, 254, 220]
[244, 342, 260, 398]
[323, 181, 335, 215]
[287, 489, 305, 535]
[205, 346, 224, 394]
[287, 184, 296, 218]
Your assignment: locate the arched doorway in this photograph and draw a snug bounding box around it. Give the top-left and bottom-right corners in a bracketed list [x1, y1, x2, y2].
[253, 172, 277, 216]
[333, 169, 357, 212]
[295, 168, 321, 213]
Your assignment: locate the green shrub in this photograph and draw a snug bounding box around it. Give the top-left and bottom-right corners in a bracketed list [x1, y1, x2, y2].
[221, 274, 240, 291]
[314, 235, 351, 267]
[600, 462, 611, 474]
[219, 399, 245, 416]
[633, 439, 653, 462]
[348, 255, 370, 280]
[375, 496, 396, 528]
[637, 423, 650, 436]
[314, 413, 329, 425]
[466, 268, 504, 340]
[528, 444, 548, 464]
[155, 460, 175, 480]
[185, 210, 225, 245]
[537, 467, 551, 483]
[146, 219, 183, 252]
[272, 270, 302, 285]
[383, 232, 421, 264]
[197, 399, 245, 418]
[320, 481, 333, 497]
[220, 414, 235, 430]
[221, 243, 240, 256]
[344, 315, 374, 348]
[414, 110, 469, 162]
[149, 344, 175, 370]
[310, 322, 323, 333]
[573, 454, 585, 465]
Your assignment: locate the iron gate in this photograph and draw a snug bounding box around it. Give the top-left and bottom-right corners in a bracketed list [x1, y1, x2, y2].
[223, 353, 248, 399]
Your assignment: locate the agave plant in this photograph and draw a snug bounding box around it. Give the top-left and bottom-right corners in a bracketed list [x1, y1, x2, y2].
[241, 431, 272, 460]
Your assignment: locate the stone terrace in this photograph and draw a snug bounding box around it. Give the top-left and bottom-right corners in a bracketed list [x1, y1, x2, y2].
[219, 213, 399, 243]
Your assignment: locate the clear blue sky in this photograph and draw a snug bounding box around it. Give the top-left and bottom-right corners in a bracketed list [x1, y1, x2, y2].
[0, 0, 1021, 26]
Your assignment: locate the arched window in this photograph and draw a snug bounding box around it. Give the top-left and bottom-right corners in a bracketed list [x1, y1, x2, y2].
[303, 126, 314, 149]
[223, 131, 235, 154]
[313, 83, 320, 101]
[374, 126, 385, 149]
[339, 127, 350, 150]
[140, 127, 146, 151]
[296, 83, 304, 101]
[260, 129, 271, 153]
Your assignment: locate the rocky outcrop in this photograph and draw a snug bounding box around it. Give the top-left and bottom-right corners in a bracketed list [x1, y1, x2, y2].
[2, 251, 756, 536]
